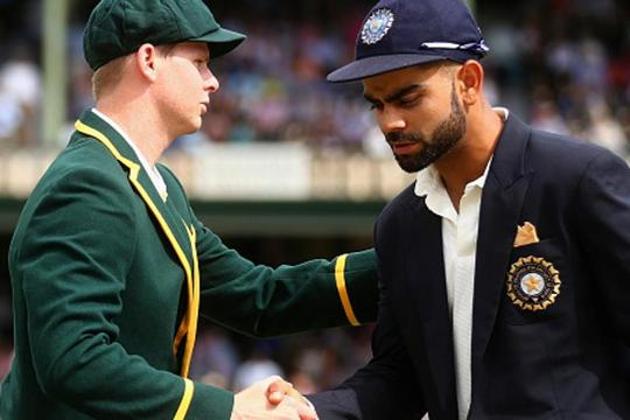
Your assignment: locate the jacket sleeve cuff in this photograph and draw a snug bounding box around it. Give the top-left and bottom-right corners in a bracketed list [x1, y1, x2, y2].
[335, 249, 379, 325]
[178, 379, 234, 420]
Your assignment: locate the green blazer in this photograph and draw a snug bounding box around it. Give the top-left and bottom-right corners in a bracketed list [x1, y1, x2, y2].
[0, 110, 378, 419]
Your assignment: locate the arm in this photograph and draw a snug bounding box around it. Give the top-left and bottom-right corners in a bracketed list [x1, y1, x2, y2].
[307, 279, 425, 419]
[193, 216, 379, 336]
[576, 151, 630, 345]
[308, 217, 425, 419]
[156, 164, 379, 337]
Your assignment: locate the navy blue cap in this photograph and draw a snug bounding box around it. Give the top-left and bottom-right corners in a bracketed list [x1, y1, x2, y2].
[327, 0, 489, 83]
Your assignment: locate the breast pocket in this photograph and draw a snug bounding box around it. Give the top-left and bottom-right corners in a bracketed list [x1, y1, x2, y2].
[498, 238, 568, 325]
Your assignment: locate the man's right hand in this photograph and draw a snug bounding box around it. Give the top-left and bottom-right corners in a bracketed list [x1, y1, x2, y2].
[230, 376, 318, 420]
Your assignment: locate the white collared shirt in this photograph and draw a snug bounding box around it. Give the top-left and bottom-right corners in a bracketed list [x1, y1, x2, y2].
[413, 107, 508, 419]
[92, 108, 168, 200]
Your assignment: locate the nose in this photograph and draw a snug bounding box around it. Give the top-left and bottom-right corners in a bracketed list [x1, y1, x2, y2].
[378, 106, 406, 134]
[203, 68, 220, 93]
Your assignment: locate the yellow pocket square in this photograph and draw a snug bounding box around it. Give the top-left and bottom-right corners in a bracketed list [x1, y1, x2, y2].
[514, 221, 540, 247]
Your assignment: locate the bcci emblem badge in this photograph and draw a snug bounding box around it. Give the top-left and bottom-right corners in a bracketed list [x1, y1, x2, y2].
[506, 256, 561, 311]
[361, 8, 394, 45]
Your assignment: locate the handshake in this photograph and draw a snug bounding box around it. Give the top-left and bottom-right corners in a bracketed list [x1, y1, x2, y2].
[230, 375, 318, 420]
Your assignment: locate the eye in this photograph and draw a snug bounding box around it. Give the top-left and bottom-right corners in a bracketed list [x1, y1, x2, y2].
[368, 102, 383, 111]
[397, 95, 419, 108]
[194, 59, 208, 69]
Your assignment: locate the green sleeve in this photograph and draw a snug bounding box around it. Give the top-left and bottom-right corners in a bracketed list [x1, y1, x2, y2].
[13, 167, 233, 419]
[193, 215, 379, 337]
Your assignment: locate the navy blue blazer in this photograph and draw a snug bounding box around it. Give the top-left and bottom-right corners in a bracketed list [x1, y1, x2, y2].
[311, 115, 630, 419]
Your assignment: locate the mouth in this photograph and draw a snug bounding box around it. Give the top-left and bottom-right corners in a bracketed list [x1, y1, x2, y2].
[389, 141, 421, 155]
[200, 103, 209, 114]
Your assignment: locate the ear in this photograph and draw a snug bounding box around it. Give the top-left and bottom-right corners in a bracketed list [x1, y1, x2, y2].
[134, 43, 160, 82]
[456, 60, 484, 106]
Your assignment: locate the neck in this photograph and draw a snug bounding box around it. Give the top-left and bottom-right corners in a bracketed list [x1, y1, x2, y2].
[434, 103, 503, 208]
[96, 95, 172, 166]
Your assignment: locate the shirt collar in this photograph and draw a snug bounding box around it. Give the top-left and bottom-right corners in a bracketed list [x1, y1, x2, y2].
[414, 155, 492, 197]
[494, 106, 509, 121]
[468, 155, 492, 190]
[414, 164, 441, 198]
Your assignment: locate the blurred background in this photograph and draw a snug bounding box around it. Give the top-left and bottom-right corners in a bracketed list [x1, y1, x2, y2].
[0, 0, 629, 397]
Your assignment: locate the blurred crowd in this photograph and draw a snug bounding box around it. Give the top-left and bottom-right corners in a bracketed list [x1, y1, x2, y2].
[0, 0, 628, 156]
[480, 0, 630, 157]
[187, 325, 374, 394]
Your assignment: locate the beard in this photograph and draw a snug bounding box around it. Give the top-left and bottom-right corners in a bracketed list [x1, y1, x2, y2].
[387, 86, 466, 173]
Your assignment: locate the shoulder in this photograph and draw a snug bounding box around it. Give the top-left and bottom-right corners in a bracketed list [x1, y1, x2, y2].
[25, 135, 136, 213]
[526, 128, 619, 172]
[12, 137, 140, 259]
[523, 128, 628, 188]
[47, 133, 130, 188]
[514, 127, 630, 209]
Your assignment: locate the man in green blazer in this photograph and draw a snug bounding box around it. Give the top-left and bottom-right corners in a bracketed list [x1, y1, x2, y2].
[0, 0, 379, 418]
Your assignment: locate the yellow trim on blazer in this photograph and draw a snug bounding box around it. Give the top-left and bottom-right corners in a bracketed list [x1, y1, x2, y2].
[334, 254, 360, 326]
[173, 223, 198, 362]
[181, 223, 201, 378]
[173, 312, 189, 359]
[173, 378, 194, 420]
[74, 121, 199, 379]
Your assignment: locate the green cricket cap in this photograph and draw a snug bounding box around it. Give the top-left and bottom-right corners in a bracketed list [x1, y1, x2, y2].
[83, 0, 246, 70]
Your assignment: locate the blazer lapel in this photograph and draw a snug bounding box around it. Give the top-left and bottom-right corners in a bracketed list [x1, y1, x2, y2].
[403, 193, 459, 418]
[74, 110, 194, 274]
[472, 115, 533, 376]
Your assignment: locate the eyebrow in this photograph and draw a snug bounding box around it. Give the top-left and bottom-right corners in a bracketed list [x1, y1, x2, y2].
[363, 84, 426, 104]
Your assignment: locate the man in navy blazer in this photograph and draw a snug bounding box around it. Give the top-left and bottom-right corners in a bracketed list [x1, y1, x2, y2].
[308, 0, 630, 418]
